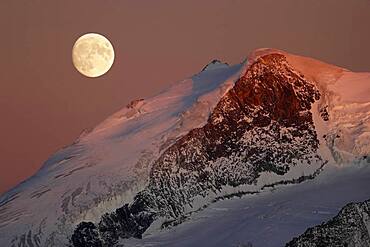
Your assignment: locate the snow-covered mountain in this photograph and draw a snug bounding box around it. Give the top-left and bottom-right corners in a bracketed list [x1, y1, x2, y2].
[0, 49, 369, 247]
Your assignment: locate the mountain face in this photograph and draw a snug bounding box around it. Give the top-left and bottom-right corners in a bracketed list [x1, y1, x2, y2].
[286, 199, 370, 247]
[0, 49, 369, 247]
[72, 53, 324, 246]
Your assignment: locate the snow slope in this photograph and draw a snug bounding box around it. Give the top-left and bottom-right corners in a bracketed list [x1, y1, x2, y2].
[0, 49, 369, 247]
[123, 165, 370, 247]
[0, 60, 245, 246]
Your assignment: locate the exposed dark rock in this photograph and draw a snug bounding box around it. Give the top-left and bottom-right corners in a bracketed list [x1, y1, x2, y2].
[126, 98, 144, 108]
[201, 59, 229, 71]
[286, 199, 370, 247]
[71, 222, 102, 247]
[319, 105, 329, 121]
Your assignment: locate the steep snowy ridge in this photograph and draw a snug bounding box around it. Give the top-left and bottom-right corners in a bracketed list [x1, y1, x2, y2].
[0, 49, 369, 247]
[282, 50, 370, 165]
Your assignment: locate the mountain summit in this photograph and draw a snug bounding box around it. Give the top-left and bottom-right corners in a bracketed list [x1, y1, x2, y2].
[0, 49, 369, 247]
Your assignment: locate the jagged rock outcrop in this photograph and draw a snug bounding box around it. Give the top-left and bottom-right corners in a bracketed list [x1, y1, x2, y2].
[286, 199, 370, 247]
[201, 59, 229, 71]
[72, 53, 324, 246]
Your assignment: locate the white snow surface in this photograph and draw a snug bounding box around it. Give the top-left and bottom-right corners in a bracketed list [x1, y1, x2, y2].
[0, 61, 245, 246]
[0, 48, 369, 247]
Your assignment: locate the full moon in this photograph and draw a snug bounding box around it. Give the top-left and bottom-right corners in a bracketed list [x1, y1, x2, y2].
[72, 33, 115, 78]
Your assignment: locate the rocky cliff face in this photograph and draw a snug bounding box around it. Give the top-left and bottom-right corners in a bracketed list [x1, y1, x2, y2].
[71, 53, 325, 246]
[286, 199, 370, 247]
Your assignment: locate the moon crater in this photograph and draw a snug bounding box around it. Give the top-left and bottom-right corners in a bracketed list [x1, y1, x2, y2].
[72, 33, 115, 78]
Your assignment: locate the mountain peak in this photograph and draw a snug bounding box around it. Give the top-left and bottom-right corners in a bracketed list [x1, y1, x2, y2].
[201, 59, 229, 72]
